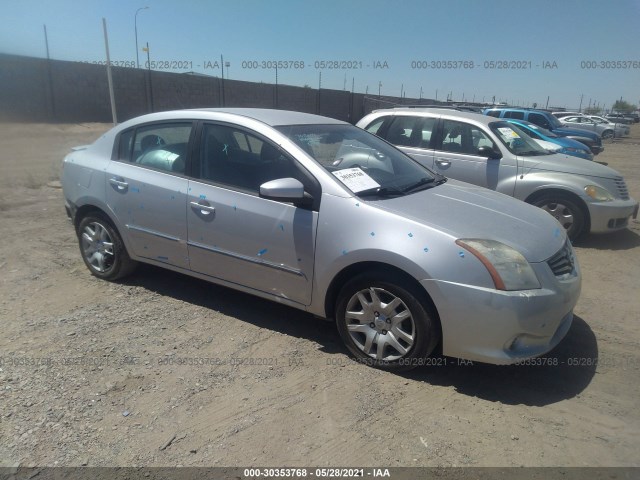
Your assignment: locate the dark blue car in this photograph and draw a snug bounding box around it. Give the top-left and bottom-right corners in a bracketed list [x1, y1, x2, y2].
[504, 119, 593, 161]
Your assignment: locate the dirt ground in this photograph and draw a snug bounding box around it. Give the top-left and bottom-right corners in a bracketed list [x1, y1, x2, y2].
[0, 121, 638, 468]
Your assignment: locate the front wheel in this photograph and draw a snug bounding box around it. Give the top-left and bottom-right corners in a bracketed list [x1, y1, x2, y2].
[335, 272, 439, 371]
[601, 130, 614, 140]
[77, 213, 137, 280]
[532, 194, 586, 241]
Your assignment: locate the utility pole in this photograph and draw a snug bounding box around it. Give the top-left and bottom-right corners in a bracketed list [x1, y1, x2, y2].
[578, 93, 584, 112]
[102, 18, 117, 125]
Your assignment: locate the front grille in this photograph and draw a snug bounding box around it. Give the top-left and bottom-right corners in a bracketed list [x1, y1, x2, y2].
[614, 177, 630, 200]
[547, 241, 575, 277]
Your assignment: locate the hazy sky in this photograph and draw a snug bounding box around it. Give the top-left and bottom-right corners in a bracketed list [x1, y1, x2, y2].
[2, 0, 639, 110]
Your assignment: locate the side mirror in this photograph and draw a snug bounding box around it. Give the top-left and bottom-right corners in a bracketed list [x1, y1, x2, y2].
[477, 146, 502, 159]
[260, 178, 312, 206]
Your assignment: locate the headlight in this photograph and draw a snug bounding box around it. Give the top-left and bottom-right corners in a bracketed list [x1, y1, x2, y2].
[584, 185, 614, 201]
[456, 239, 541, 291]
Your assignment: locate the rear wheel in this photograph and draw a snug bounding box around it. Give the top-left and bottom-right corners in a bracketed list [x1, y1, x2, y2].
[335, 271, 439, 371]
[602, 130, 614, 140]
[532, 194, 586, 241]
[77, 213, 137, 280]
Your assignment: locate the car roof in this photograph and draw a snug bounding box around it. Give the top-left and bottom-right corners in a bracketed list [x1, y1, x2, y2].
[120, 108, 348, 128]
[372, 107, 496, 125]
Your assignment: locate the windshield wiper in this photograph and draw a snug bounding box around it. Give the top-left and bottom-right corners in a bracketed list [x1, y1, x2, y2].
[402, 177, 436, 193]
[357, 186, 405, 197]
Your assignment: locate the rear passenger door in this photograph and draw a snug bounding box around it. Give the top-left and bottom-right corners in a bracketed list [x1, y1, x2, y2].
[106, 122, 193, 269]
[432, 119, 516, 192]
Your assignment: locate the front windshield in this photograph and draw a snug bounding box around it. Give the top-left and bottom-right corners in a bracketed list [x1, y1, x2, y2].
[277, 124, 437, 196]
[489, 121, 551, 156]
[517, 120, 558, 138]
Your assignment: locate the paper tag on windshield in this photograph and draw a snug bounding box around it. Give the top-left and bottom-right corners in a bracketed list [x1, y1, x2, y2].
[497, 127, 520, 138]
[332, 167, 380, 193]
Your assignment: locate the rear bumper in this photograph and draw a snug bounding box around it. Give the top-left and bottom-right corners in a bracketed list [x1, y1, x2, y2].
[587, 197, 639, 232]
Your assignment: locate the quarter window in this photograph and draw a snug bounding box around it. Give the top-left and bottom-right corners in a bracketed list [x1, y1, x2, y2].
[364, 117, 386, 135]
[122, 123, 192, 174]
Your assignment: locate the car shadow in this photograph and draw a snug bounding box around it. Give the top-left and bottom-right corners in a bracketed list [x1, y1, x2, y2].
[123, 265, 597, 407]
[574, 226, 640, 250]
[402, 315, 598, 406]
[121, 264, 344, 354]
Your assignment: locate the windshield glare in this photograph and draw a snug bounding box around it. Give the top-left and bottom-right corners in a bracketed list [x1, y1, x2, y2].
[277, 124, 435, 195]
[489, 121, 551, 156]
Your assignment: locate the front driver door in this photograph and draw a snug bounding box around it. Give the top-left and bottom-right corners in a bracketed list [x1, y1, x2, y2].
[431, 119, 516, 194]
[186, 123, 319, 306]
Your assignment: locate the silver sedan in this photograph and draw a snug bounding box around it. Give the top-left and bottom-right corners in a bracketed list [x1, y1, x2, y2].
[62, 109, 581, 370]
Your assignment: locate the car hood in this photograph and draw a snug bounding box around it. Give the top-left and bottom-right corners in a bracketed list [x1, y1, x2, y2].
[519, 153, 619, 179]
[368, 180, 564, 263]
[553, 136, 592, 151]
[553, 127, 599, 141]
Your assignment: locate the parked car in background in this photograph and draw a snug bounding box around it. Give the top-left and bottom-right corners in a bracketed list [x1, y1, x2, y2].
[483, 108, 604, 155]
[623, 112, 639, 123]
[357, 108, 638, 240]
[557, 114, 618, 139]
[62, 108, 583, 370]
[503, 119, 593, 161]
[587, 115, 630, 138]
[604, 113, 634, 125]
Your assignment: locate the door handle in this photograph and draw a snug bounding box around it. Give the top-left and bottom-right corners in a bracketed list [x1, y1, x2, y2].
[190, 201, 215, 215]
[109, 177, 128, 190]
[435, 158, 451, 167]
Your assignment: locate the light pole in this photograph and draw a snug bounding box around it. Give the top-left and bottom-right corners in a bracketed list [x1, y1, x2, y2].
[135, 6, 149, 69]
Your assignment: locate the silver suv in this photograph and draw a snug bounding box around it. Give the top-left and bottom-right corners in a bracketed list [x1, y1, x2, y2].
[357, 108, 638, 240]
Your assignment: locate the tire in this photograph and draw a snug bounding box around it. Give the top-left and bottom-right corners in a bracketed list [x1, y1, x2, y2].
[77, 213, 137, 280]
[532, 194, 586, 241]
[601, 130, 614, 140]
[335, 271, 439, 371]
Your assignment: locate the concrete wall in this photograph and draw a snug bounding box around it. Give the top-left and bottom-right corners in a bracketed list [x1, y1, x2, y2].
[0, 53, 442, 124]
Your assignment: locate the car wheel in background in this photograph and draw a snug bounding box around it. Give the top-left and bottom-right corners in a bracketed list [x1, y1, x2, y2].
[532, 194, 586, 241]
[601, 130, 614, 140]
[335, 271, 439, 371]
[77, 213, 137, 280]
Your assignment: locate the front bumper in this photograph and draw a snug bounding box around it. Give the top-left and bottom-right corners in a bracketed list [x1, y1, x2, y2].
[587, 197, 639, 233]
[421, 260, 581, 364]
[589, 145, 604, 155]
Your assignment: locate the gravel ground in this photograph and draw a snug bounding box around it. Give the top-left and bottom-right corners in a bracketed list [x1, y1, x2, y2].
[0, 122, 638, 468]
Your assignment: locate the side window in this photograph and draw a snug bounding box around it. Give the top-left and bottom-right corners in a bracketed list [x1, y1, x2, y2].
[441, 120, 495, 155]
[385, 116, 422, 147]
[528, 113, 551, 130]
[485, 110, 501, 118]
[440, 120, 465, 152]
[199, 124, 310, 195]
[130, 123, 192, 174]
[419, 117, 437, 148]
[117, 129, 134, 160]
[364, 117, 386, 135]
[504, 111, 525, 119]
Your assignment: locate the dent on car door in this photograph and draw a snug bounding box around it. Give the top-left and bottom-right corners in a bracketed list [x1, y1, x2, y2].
[186, 123, 318, 306]
[106, 122, 192, 269]
[433, 119, 515, 192]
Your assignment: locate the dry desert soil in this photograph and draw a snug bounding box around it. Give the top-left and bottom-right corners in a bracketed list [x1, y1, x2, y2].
[0, 122, 639, 468]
